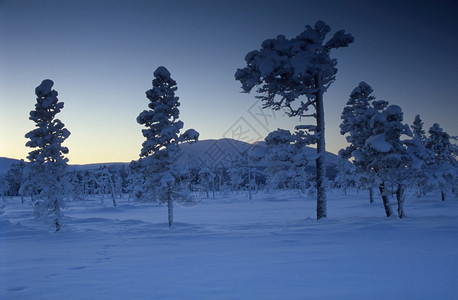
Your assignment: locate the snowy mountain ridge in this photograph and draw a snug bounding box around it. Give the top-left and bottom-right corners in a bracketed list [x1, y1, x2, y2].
[0, 157, 19, 175]
[0, 138, 339, 174]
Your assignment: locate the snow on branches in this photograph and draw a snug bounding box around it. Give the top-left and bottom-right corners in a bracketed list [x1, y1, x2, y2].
[23, 79, 71, 231]
[135, 66, 199, 227]
[339, 82, 456, 217]
[425, 123, 458, 200]
[235, 21, 354, 118]
[235, 21, 354, 220]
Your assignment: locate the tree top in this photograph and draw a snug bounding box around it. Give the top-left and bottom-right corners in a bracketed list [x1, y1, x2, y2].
[35, 79, 54, 97]
[154, 66, 172, 79]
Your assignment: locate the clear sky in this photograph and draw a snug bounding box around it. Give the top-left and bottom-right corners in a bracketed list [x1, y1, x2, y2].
[1, 0, 457, 164]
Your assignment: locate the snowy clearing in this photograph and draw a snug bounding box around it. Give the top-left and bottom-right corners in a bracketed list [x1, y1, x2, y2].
[1, 189, 457, 299]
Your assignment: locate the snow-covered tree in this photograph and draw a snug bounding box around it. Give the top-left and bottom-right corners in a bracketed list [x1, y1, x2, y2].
[263, 128, 311, 192]
[264, 129, 297, 190]
[228, 153, 247, 193]
[335, 152, 356, 195]
[425, 123, 458, 201]
[0, 175, 10, 199]
[198, 167, 216, 199]
[340, 82, 379, 155]
[5, 159, 26, 198]
[247, 144, 267, 193]
[82, 170, 95, 196]
[362, 105, 413, 218]
[126, 160, 146, 200]
[91, 166, 119, 206]
[22, 79, 71, 231]
[235, 21, 353, 220]
[136, 66, 199, 227]
[340, 82, 427, 218]
[411, 115, 426, 144]
[64, 171, 84, 199]
[118, 165, 130, 194]
[405, 115, 434, 197]
[339, 82, 388, 204]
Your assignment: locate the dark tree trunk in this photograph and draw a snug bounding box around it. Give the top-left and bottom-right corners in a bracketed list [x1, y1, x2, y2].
[369, 187, 374, 204]
[315, 84, 327, 220]
[108, 174, 117, 207]
[441, 191, 445, 201]
[248, 171, 252, 200]
[379, 182, 393, 218]
[54, 198, 61, 232]
[167, 196, 174, 228]
[396, 184, 405, 219]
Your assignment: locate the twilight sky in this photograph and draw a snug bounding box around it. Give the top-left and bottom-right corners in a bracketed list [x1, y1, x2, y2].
[1, 0, 457, 164]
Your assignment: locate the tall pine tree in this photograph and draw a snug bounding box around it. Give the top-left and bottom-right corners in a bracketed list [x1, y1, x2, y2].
[23, 79, 70, 231]
[136, 67, 199, 227]
[340, 82, 384, 204]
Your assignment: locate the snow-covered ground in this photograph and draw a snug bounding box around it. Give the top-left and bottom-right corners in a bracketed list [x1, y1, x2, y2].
[1, 189, 457, 299]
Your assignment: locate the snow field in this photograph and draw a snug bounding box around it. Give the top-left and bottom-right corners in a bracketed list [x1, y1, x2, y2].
[1, 189, 457, 299]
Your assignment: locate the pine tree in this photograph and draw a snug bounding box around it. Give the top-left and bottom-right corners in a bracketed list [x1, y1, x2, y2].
[136, 66, 199, 227]
[362, 105, 413, 218]
[264, 129, 297, 190]
[23, 79, 70, 231]
[411, 115, 426, 144]
[339, 81, 380, 204]
[339, 83, 424, 218]
[5, 159, 26, 198]
[235, 21, 354, 220]
[263, 128, 310, 191]
[339, 82, 388, 205]
[406, 115, 434, 196]
[425, 123, 458, 201]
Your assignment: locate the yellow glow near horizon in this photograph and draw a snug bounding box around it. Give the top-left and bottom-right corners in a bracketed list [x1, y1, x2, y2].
[1, 0, 457, 166]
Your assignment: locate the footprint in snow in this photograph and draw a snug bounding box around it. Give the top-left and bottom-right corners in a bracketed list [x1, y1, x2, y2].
[7, 286, 27, 292]
[69, 265, 87, 270]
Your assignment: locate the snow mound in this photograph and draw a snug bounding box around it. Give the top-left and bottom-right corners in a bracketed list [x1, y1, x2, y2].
[366, 134, 392, 152]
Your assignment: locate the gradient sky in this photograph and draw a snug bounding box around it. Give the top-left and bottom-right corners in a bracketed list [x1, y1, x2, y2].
[1, 0, 457, 164]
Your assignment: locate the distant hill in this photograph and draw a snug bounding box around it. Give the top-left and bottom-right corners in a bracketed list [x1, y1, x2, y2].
[178, 138, 338, 170]
[178, 138, 256, 169]
[0, 138, 339, 174]
[0, 157, 21, 175]
[0, 157, 130, 175]
[67, 162, 129, 173]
